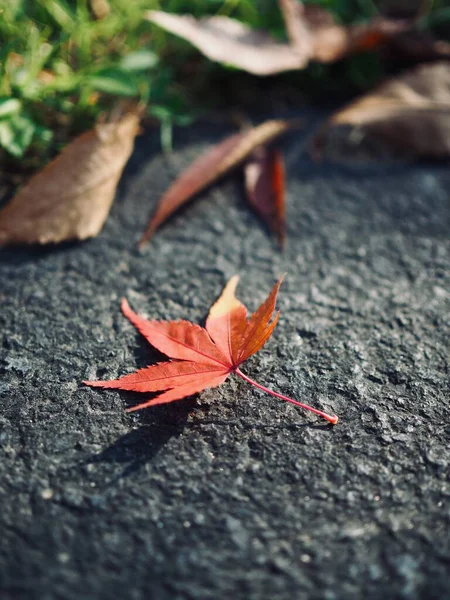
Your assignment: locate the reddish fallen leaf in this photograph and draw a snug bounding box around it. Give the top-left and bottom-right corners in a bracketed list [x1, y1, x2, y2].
[139, 119, 294, 246]
[147, 4, 406, 76]
[84, 276, 338, 424]
[0, 110, 140, 245]
[245, 148, 286, 247]
[314, 62, 450, 160]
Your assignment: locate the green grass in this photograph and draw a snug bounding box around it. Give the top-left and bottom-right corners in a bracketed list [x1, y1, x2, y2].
[0, 0, 293, 164]
[0, 0, 449, 168]
[1, 0, 183, 161]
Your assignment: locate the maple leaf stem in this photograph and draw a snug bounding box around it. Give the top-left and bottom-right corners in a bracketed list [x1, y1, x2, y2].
[234, 368, 338, 425]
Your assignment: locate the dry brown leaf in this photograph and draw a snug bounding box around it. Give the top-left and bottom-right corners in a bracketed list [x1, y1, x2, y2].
[146, 11, 307, 75]
[140, 120, 295, 246]
[278, 0, 312, 57]
[296, 4, 405, 63]
[283, 1, 448, 66]
[245, 147, 286, 247]
[280, 0, 408, 63]
[0, 111, 140, 245]
[314, 62, 450, 160]
[147, 4, 406, 77]
[279, 0, 395, 63]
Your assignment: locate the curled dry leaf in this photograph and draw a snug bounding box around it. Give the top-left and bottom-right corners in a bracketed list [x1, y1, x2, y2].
[0, 111, 140, 245]
[314, 62, 450, 160]
[147, 3, 407, 76]
[139, 119, 294, 246]
[245, 148, 286, 247]
[84, 276, 338, 424]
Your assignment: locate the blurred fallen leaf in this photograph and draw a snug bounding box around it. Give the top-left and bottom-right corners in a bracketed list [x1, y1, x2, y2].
[140, 119, 295, 246]
[278, 0, 311, 53]
[147, 3, 406, 76]
[245, 148, 286, 247]
[146, 11, 306, 76]
[298, 4, 406, 63]
[313, 62, 450, 160]
[0, 110, 140, 245]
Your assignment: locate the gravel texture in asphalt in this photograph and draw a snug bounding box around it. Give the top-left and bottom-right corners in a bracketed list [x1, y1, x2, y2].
[1, 116, 449, 600]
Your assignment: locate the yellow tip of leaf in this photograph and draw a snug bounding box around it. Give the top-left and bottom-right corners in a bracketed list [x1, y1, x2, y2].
[208, 275, 243, 318]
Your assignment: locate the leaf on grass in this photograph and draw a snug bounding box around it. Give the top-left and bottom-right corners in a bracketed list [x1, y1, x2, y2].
[84, 276, 338, 424]
[146, 11, 307, 76]
[147, 4, 406, 76]
[278, 0, 312, 54]
[0, 110, 140, 245]
[139, 119, 294, 246]
[314, 61, 450, 160]
[245, 147, 286, 247]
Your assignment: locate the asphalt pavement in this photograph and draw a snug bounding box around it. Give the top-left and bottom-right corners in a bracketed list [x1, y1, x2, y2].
[0, 114, 449, 600]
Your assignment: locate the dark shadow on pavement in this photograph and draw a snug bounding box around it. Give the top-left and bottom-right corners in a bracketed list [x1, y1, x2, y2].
[86, 397, 196, 482]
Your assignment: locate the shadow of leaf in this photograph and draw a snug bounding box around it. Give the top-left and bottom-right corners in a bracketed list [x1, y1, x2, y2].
[87, 397, 196, 482]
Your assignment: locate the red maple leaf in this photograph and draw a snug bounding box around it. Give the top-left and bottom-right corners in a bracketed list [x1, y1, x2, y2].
[84, 277, 338, 424]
